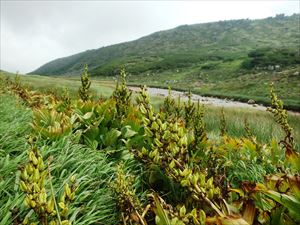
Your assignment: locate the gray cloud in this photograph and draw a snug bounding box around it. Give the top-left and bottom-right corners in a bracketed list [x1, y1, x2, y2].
[1, 0, 299, 73]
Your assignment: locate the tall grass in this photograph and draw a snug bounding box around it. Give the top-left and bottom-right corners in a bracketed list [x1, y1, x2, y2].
[0, 94, 118, 224]
[149, 94, 300, 148]
[203, 106, 300, 149]
[1, 73, 115, 99]
[0, 94, 32, 224]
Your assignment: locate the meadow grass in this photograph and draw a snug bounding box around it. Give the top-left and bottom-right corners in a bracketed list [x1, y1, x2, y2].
[2, 72, 299, 148]
[146, 94, 300, 149]
[0, 94, 119, 225]
[0, 94, 32, 224]
[204, 105, 300, 149]
[127, 65, 300, 111]
[2, 73, 115, 99]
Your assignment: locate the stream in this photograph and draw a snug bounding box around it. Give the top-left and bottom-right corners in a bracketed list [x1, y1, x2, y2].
[129, 86, 299, 116]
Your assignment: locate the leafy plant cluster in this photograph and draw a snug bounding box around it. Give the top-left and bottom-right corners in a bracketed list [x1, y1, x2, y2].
[0, 93, 119, 225]
[1, 66, 299, 225]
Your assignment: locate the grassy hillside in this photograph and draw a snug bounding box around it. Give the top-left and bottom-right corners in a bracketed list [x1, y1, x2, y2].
[31, 14, 299, 77]
[127, 64, 300, 111]
[29, 14, 300, 109]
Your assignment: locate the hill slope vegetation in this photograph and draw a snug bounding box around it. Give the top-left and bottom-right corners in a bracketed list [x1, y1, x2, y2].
[31, 14, 299, 76]
[30, 14, 300, 110]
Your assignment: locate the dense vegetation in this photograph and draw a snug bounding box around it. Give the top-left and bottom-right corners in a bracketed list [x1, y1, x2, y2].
[241, 48, 300, 69]
[1, 69, 299, 225]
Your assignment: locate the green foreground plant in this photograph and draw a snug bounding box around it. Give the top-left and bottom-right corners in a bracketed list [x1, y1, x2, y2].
[1, 67, 299, 225]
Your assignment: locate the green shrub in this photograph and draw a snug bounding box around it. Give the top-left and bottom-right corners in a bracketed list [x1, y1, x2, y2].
[242, 48, 300, 69]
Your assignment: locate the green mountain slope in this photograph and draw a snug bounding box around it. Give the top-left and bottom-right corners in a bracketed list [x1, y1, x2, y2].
[29, 14, 300, 110]
[30, 14, 299, 76]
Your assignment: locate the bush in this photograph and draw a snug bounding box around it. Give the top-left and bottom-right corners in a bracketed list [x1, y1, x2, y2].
[241, 47, 300, 69]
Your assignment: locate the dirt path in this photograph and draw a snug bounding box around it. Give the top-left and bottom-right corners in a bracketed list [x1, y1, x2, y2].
[129, 86, 300, 116]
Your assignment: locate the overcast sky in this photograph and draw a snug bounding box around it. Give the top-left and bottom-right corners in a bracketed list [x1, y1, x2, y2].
[0, 0, 299, 74]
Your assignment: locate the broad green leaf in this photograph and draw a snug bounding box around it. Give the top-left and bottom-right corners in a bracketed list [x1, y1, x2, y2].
[103, 129, 121, 147]
[84, 126, 99, 142]
[121, 125, 137, 139]
[264, 190, 300, 222]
